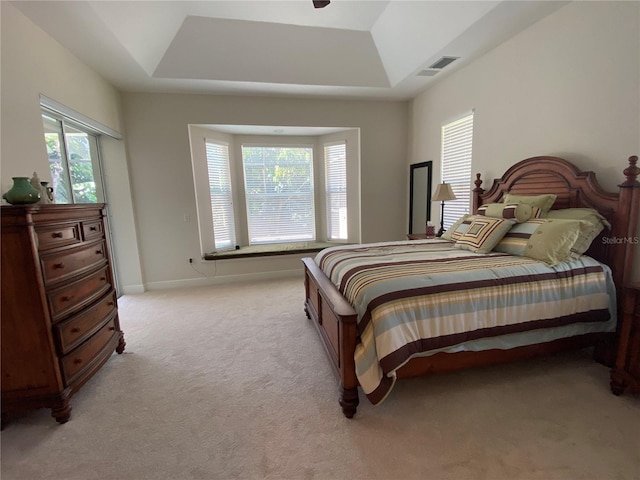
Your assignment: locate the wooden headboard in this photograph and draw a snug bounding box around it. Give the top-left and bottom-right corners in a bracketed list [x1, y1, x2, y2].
[471, 156, 640, 289]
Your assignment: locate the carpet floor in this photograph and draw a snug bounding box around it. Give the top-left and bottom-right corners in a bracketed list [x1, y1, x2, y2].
[2, 276, 639, 480]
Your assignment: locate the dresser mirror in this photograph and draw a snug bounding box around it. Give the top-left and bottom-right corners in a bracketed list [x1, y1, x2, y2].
[409, 161, 433, 234]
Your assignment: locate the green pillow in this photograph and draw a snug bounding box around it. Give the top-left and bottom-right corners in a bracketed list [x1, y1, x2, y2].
[546, 208, 609, 258]
[477, 202, 536, 223]
[454, 217, 516, 254]
[503, 193, 557, 217]
[495, 218, 595, 265]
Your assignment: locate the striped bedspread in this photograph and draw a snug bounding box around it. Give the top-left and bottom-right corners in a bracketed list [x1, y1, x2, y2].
[315, 239, 615, 405]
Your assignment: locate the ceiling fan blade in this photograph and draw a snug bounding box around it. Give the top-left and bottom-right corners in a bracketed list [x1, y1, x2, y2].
[313, 0, 330, 8]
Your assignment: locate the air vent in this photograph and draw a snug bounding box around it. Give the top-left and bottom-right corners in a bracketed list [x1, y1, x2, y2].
[417, 69, 439, 77]
[428, 56, 459, 70]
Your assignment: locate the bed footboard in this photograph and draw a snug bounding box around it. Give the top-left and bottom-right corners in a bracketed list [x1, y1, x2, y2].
[302, 257, 359, 418]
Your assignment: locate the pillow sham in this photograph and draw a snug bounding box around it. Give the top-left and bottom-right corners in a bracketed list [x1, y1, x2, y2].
[494, 218, 596, 265]
[454, 217, 515, 254]
[503, 193, 557, 217]
[546, 208, 610, 258]
[477, 202, 537, 223]
[441, 214, 471, 241]
[546, 208, 611, 228]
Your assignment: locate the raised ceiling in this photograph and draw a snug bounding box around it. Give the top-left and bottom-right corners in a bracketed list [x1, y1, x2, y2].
[12, 0, 568, 100]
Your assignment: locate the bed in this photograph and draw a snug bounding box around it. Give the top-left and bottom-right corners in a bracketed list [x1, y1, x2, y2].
[302, 155, 640, 418]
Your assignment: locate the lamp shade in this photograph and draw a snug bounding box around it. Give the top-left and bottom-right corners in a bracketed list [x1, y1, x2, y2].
[432, 183, 456, 202]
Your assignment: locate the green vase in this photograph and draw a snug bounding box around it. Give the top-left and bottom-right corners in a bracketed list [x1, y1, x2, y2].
[3, 177, 41, 205]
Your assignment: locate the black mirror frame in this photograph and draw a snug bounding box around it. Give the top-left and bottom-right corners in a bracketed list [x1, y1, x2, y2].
[409, 161, 433, 234]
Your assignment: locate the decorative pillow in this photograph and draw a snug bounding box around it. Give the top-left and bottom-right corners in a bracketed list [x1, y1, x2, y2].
[503, 193, 557, 217]
[454, 217, 515, 254]
[441, 214, 471, 241]
[477, 202, 536, 223]
[546, 208, 611, 228]
[546, 208, 610, 258]
[494, 218, 595, 265]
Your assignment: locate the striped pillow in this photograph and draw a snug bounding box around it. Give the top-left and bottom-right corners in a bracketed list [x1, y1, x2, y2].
[494, 219, 546, 256]
[454, 217, 515, 253]
[442, 214, 472, 241]
[477, 202, 538, 223]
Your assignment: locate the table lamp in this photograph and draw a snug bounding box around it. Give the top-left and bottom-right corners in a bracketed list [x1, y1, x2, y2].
[432, 183, 457, 236]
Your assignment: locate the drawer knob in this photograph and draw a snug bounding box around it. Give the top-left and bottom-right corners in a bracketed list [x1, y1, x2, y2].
[70, 327, 81, 333]
[96, 250, 103, 255]
[73, 358, 83, 365]
[107, 301, 114, 306]
[100, 276, 107, 281]
[108, 326, 116, 331]
[53, 262, 65, 269]
[90, 226, 97, 231]
[61, 295, 74, 302]
[51, 232, 63, 238]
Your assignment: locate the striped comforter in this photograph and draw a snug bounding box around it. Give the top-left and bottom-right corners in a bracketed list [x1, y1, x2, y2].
[315, 239, 615, 405]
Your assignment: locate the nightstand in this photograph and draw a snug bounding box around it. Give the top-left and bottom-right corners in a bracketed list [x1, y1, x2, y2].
[407, 233, 436, 240]
[610, 283, 640, 396]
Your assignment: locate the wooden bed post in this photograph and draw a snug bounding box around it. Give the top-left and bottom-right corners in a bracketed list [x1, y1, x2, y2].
[614, 156, 640, 286]
[472, 173, 484, 213]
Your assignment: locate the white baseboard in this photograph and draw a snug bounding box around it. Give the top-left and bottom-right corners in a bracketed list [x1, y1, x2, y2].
[119, 284, 145, 295]
[141, 269, 302, 291]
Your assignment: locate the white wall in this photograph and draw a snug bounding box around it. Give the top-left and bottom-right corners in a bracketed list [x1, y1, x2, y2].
[121, 93, 408, 289]
[0, 2, 144, 293]
[410, 1, 640, 280]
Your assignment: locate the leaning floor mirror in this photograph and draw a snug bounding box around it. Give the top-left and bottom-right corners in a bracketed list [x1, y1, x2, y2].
[409, 161, 433, 235]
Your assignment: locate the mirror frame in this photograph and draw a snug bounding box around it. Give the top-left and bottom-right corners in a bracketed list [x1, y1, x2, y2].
[409, 161, 433, 234]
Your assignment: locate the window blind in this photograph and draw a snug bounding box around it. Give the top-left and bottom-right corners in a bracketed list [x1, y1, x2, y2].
[242, 146, 315, 244]
[441, 113, 474, 229]
[205, 141, 236, 250]
[324, 142, 347, 240]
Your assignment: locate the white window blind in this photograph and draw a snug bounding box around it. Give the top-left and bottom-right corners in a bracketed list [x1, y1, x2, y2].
[242, 146, 315, 244]
[205, 141, 236, 250]
[441, 113, 474, 229]
[324, 142, 348, 240]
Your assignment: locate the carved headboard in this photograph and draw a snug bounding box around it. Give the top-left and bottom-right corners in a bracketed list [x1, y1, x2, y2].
[471, 156, 640, 288]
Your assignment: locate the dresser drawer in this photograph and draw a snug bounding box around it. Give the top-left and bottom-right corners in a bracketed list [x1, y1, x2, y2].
[82, 220, 104, 241]
[61, 316, 118, 384]
[48, 266, 112, 322]
[41, 241, 107, 285]
[36, 223, 82, 250]
[55, 291, 117, 354]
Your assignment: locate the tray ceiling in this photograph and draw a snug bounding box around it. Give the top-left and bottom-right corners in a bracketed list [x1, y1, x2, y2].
[12, 0, 568, 100]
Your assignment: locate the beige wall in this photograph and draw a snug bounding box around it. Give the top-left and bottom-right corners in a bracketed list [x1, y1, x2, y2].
[5, 0, 638, 290]
[121, 93, 408, 289]
[0, 3, 144, 293]
[410, 1, 640, 280]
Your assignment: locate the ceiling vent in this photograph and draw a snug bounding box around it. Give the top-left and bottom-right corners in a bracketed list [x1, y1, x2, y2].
[428, 56, 459, 70]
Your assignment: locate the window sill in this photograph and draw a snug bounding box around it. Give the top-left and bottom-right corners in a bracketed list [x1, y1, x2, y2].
[203, 241, 340, 260]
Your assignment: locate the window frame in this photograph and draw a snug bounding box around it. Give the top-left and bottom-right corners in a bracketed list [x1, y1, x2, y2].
[324, 141, 348, 241]
[189, 126, 361, 257]
[240, 143, 316, 245]
[205, 139, 237, 251]
[41, 108, 107, 204]
[440, 112, 474, 230]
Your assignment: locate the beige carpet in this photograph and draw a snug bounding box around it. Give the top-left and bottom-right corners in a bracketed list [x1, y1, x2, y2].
[2, 276, 639, 480]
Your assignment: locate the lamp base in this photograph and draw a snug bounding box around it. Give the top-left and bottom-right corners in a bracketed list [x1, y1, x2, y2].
[437, 201, 446, 237]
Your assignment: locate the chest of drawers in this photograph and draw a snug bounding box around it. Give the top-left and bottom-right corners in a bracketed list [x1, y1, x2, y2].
[1, 204, 125, 425]
[610, 283, 640, 395]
